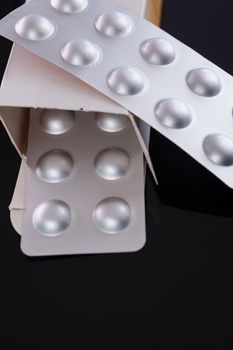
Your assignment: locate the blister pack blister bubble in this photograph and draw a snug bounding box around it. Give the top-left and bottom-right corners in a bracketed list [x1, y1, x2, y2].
[1, 0, 233, 187]
[21, 109, 145, 256]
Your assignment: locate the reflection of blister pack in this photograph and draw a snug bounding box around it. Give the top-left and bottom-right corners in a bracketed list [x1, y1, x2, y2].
[0, 0, 233, 187]
[21, 109, 145, 256]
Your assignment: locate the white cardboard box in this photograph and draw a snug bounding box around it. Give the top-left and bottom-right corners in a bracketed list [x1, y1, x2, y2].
[0, 0, 160, 235]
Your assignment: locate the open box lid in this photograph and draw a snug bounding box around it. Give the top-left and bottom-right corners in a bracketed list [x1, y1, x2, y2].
[0, 44, 157, 177]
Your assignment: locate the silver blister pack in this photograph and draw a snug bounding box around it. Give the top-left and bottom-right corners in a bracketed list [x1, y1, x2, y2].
[21, 109, 146, 256]
[0, 0, 233, 187]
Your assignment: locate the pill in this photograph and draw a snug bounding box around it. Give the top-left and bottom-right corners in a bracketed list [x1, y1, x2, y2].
[154, 98, 193, 129]
[40, 109, 75, 135]
[203, 133, 233, 166]
[93, 197, 131, 234]
[94, 148, 130, 180]
[36, 150, 74, 183]
[95, 113, 129, 133]
[186, 68, 221, 97]
[95, 11, 133, 37]
[61, 39, 102, 67]
[15, 14, 55, 41]
[107, 67, 147, 96]
[50, 0, 88, 13]
[140, 38, 176, 65]
[33, 200, 72, 236]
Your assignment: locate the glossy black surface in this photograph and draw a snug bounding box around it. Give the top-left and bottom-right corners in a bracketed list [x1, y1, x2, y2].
[0, 0, 232, 346]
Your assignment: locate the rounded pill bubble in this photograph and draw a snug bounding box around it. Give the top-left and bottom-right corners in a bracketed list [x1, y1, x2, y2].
[154, 98, 193, 129]
[50, 0, 88, 13]
[36, 150, 74, 183]
[40, 109, 75, 135]
[15, 14, 55, 41]
[93, 197, 131, 234]
[95, 11, 133, 37]
[33, 200, 72, 236]
[186, 68, 221, 97]
[107, 67, 147, 96]
[95, 113, 129, 133]
[61, 39, 102, 67]
[140, 38, 176, 65]
[203, 133, 233, 166]
[94, 148, 130, 181]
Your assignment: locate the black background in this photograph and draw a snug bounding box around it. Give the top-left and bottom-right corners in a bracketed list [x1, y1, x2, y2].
[0, 0, 233, 347]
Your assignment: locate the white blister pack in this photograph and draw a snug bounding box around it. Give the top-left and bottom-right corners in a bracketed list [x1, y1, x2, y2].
[21, 109, 145, 256]
[0, 0, 233, 188]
